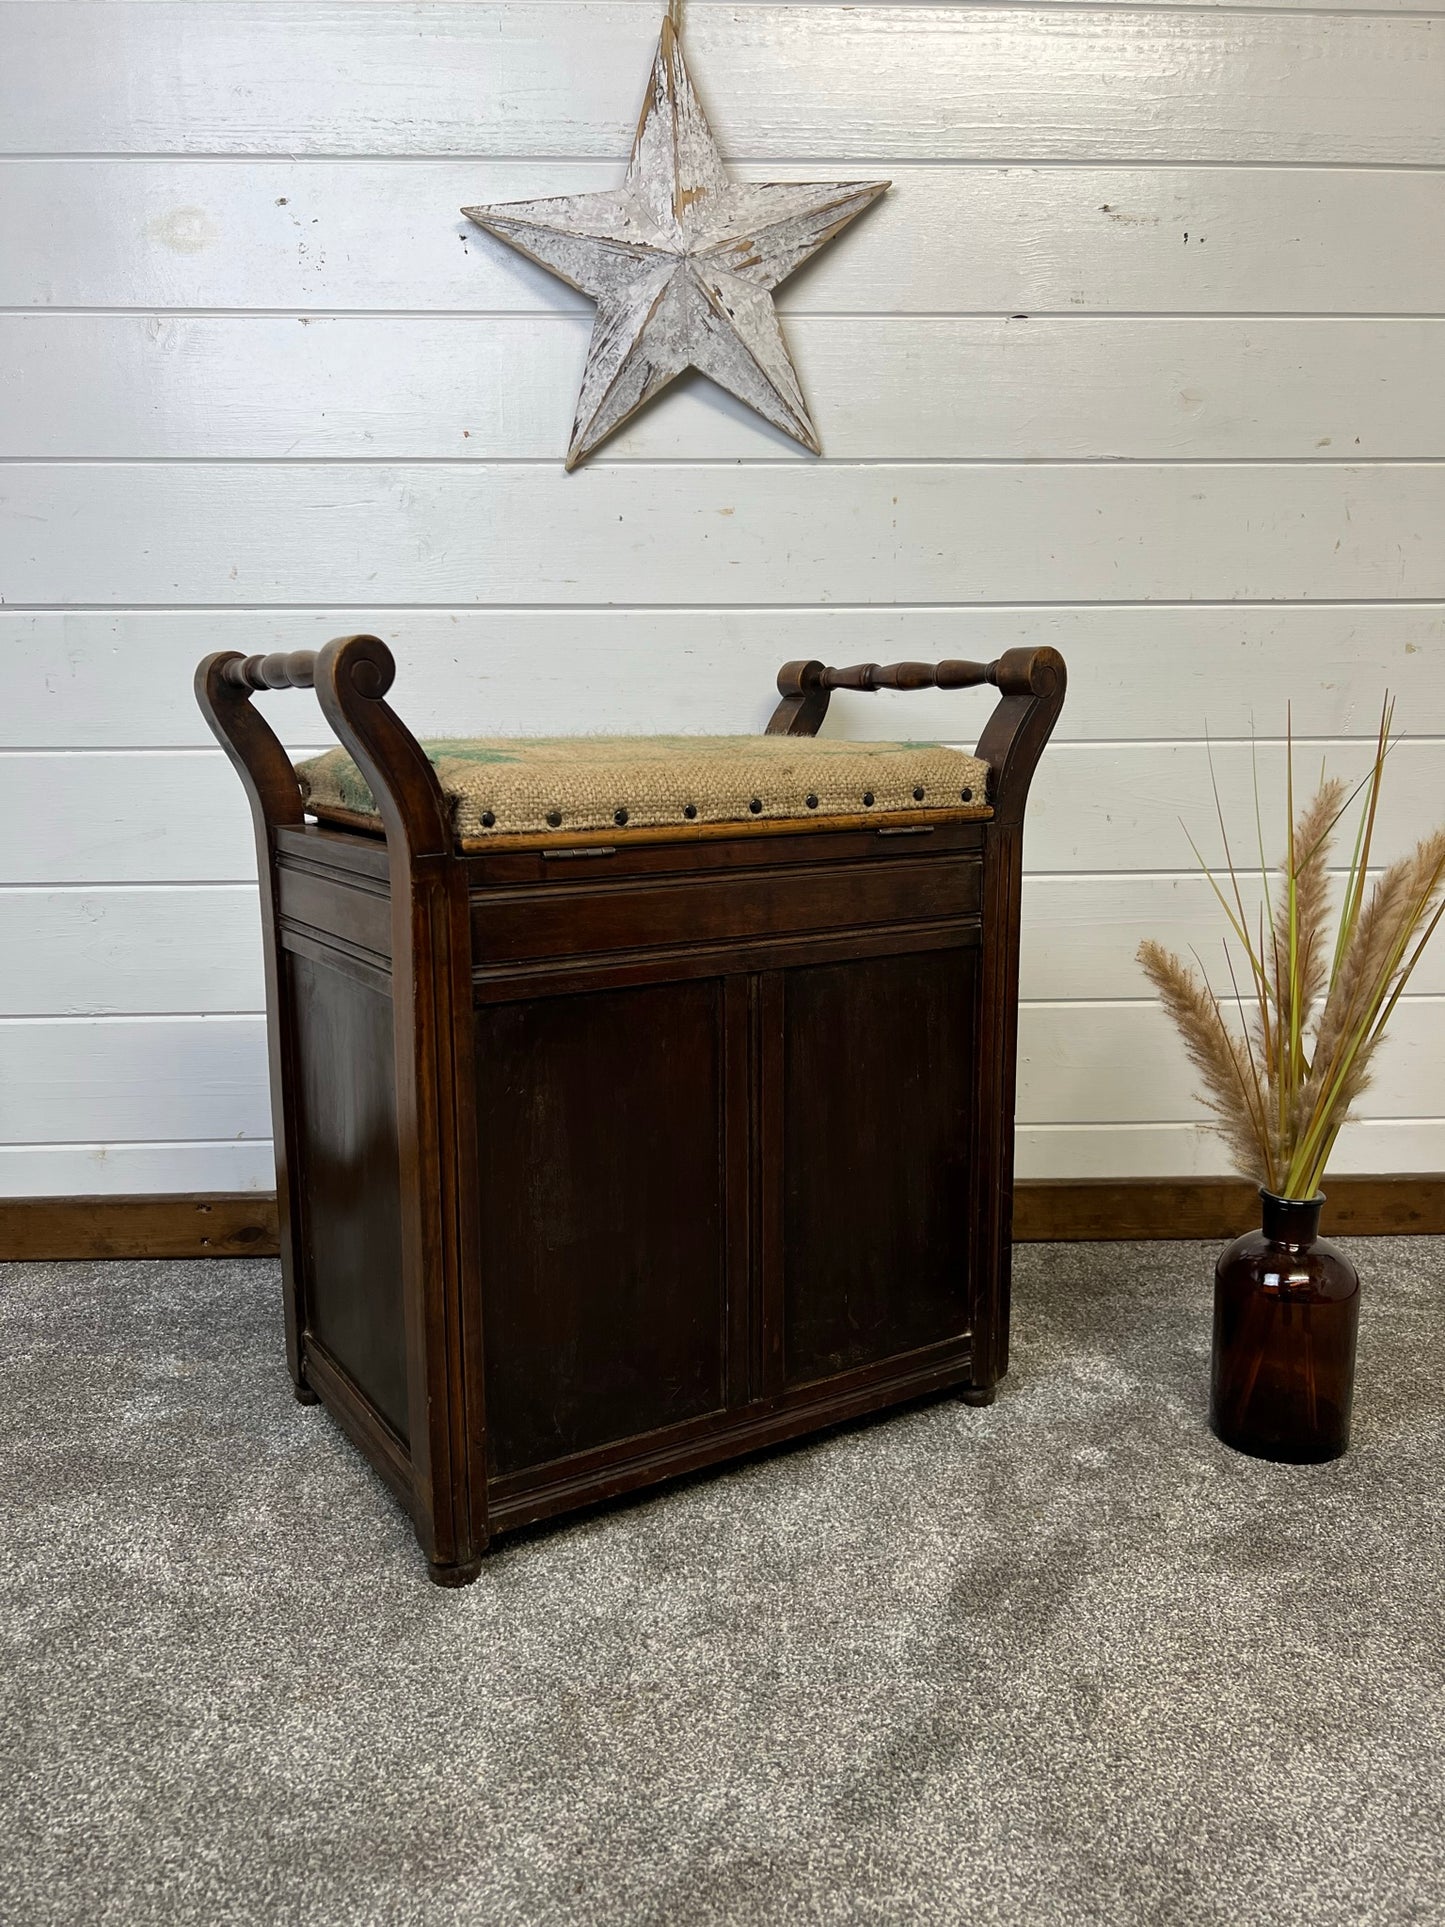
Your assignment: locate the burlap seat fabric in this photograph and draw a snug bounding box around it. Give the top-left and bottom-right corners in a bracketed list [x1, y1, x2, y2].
[295, 735, 991, 843]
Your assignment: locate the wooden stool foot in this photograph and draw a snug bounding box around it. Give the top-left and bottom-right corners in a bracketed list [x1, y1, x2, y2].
[292, 1381, 319, 1406]
[958, 1385, 997, 1407]
[427, 1555, 485, 1589]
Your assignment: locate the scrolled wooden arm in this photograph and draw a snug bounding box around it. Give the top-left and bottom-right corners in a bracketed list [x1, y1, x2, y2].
[196, 633, 450, 854]
[765, 645, 1066, 824]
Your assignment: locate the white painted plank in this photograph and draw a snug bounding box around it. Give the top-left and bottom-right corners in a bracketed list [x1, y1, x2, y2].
[0, 1139, 277, 1198]
[7, 462, 1444, 606]
[6, 608, 1441, 751]
[0, 888, 263, 1015]
[1014, 1119, 1445, 1183]
[1017, 999, 1445, 1125]
[0, 754, 296, 884]
[9, 315, 1443, 463]
[2, 999, 1436, 1153]
[7, 162, 1444, 318]
[0, 1015, 270, 1143]
[14, 159, 1445, 319]
[8, 870, 1443, 1019]
[1019, 872, 1445, 1005]
[6, 740, 1444, 884]
[5, 6, 1442, 165]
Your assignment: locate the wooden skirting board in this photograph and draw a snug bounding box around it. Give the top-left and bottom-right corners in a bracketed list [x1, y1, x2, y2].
[4, 1177, 1444, 1262]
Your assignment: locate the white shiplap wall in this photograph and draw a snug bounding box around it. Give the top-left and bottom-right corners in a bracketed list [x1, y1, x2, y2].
[2, 0, 1443, 1198]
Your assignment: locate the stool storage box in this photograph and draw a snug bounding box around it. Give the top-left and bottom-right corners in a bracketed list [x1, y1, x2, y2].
[199, 636, 1065, 1584]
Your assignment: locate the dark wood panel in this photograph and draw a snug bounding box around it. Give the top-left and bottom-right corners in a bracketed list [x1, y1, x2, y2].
[467, 818, 986, 889]
[488, 1336, 976, 1535]
[474, 978, 730, 1477]
[278, 860, 391, 961]
[780, 948, 977, 1385]
[274, 820, 390, 880]
[472, 918, 979, 1004]
[471, 856, 981, 964]
[289, 952, 410, 1440]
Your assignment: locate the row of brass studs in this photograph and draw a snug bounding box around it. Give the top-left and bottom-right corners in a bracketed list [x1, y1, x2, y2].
[475, 782, 975, 831]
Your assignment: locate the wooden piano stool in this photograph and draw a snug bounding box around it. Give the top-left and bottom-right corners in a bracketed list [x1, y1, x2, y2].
[198, 636, 1065, 1584]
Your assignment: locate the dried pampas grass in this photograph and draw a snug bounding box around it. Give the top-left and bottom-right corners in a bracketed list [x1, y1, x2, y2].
[1139, 700, 1445, 1199]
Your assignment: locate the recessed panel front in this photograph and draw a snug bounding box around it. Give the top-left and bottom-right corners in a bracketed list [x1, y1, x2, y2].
[475, 979, 728, 1477]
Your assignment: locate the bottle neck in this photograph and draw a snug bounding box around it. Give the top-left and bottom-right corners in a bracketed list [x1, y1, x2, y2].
[1260, 1188, 1324, 1246]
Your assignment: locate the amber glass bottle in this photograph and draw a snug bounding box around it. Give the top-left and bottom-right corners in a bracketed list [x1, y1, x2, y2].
[1210, 1190, 1360, 1463]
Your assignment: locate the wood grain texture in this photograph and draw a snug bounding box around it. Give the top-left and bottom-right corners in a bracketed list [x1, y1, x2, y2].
[0, 1016, 270, 1142]
[9, 869, 1445, 1020]
[0, 887, 263, 1014]
[10, 315, 1445, 461]
[10, 1173, 1444, 1262]
[5, 5, 1442, 163]
[9, 739, 1445, 884]
[8, 463, 1444, 605]
[7, 608, 1442, 749]
[7, 0, 1444, 1193]
[0, 1193, 281, 1260]
[461, 16, 889, 466]
[1010, 1176, 1445, 1242]
[2, 995, 1439, 1158]
[9, 163, 1442, 317]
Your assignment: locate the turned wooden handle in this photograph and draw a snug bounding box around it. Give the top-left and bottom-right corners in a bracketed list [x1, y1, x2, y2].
[765, 646, 1067, 823]
[767, 653, 1040, 736]
[814, 658, 996, 695]
[218, 650, 319, 693]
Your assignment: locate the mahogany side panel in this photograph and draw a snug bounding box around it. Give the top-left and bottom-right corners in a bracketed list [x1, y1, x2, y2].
[288, 951, 409, 1440]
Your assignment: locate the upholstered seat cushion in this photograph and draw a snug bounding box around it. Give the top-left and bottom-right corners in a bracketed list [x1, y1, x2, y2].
[295, 734, 992, 846]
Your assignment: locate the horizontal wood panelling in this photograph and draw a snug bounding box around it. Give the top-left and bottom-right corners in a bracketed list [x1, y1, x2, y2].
[5, 6, 1441, 164]
[0, 1016, 271, 1143]
[1015, 999, 1445, 1124]
[2, 999, 1438, 1154]
[1015, 1119, 1445, 1181]
[6, 163, 1444, 318]
[7, 463, 1444, 606]
[0, 887, 263, 1014]
[6, 740, 1441, 884]
[16, 1121, 1442, 1203]
[6, 871, 1445, 1019]
[6, 0, 1441, 1196]
[6, 608, 1441, 750]
[10, 315, 1444, 462]
[0, 1140, 277, 1199]
[9, 1173, 1445, 1262]
[1018, 871, 1445, 1003]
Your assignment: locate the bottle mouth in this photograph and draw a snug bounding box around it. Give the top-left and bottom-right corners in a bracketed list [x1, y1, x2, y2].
[1258, 1188, 1325, 1242]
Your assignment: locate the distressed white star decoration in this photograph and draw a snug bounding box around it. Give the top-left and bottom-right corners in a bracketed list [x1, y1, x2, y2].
[462, 13, 888, 469]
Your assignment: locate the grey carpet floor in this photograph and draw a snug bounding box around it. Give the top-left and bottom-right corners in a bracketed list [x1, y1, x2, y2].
[3, 1241, 1444, 1927]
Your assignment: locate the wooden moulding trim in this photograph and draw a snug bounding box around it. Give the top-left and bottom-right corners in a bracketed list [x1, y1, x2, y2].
[308, 802, 993, 853]
[6, 1176, 1444, 1262]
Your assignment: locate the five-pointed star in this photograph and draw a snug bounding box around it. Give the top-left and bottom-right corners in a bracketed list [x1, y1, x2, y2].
[463, 17, 888, 468]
